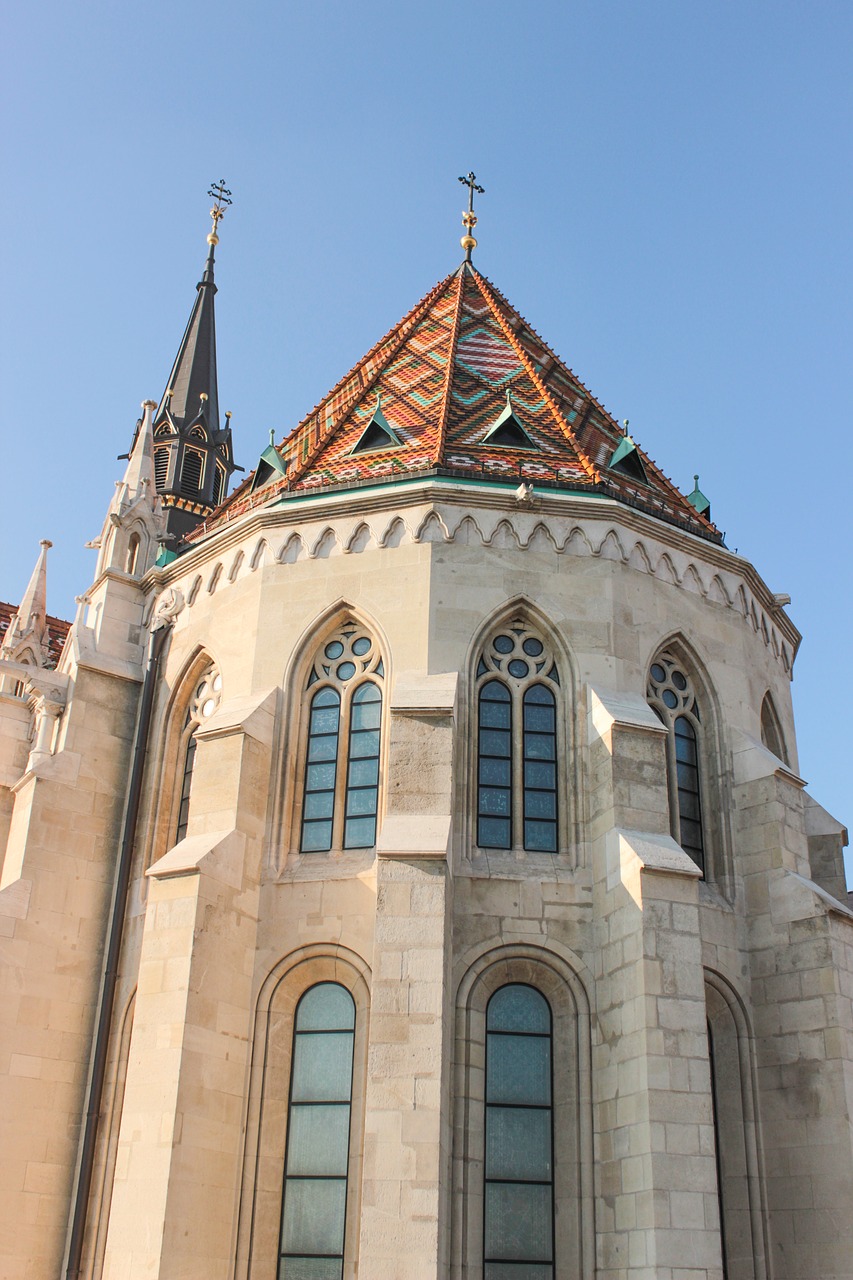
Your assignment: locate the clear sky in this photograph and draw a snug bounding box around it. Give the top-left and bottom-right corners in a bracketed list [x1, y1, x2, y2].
[2, 1, 851, 881]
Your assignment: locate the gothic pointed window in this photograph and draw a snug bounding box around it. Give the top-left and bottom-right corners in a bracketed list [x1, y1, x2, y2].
[279, 983, 356, 1280]
[300, 622, 384, 853]
[760, 692, 788, 764]
[476, 620, 561, 853]
[647, 652, 706, 874]
[125, 532, 141, 576]
[174, 664, 222, 843]
[484, 985, 555, 1278]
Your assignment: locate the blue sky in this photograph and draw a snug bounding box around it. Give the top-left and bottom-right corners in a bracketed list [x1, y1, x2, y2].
[2, 1, 851, 880]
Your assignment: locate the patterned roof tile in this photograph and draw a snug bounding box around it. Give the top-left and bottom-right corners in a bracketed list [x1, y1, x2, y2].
[199, 263, 720, 543]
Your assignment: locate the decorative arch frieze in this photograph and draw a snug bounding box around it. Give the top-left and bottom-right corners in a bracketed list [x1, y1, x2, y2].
[164, 509, 791, 673]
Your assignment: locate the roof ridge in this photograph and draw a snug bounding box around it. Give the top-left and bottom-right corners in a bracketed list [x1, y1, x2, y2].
[473, 269, 623, 441]
[475, 270, 713, 528]
[431, 273, 466, 466]
[472, 271, 600, 484]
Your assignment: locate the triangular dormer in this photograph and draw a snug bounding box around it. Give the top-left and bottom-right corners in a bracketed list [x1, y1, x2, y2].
[609, 434, 648, 483]
[686, 474, 711, 522]
[251, 434, 290, 492]
[481, 390, 537, 450]
[350, 397, 401, 455]
[202, 260, 722, 546]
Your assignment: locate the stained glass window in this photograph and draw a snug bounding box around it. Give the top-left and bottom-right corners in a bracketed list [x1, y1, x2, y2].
[174, 665, 222, 844]
[484, 985, 554, 1279]
[647, 652, 706, 875]
[475, 620, 561, 853]
[300, 622, 384, 853]
[279, 984, 355, 1280]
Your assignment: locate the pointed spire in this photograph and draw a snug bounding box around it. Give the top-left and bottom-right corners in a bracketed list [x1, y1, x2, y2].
[2, 540, 51, 656]
[154, 234, 220, 435]
[150, 183, 238, 541]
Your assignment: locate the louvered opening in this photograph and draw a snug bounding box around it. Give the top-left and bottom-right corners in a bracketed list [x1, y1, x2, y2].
[154, 446, 169, 490]
[212, 466, 225, 506]
[181, 448, 204, 495]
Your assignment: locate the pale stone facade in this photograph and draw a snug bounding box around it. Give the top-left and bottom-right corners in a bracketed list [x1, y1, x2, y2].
[1, 257, 851, 1280]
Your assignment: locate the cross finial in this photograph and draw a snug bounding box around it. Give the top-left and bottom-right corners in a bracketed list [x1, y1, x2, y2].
[207, 179, 232, 246]
[458, 171, 485, 261]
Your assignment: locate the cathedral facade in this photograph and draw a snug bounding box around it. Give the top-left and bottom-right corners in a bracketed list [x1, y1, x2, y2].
[1, 199, 851, 1280]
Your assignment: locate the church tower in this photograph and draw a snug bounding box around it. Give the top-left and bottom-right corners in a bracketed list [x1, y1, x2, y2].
[1, 181, 851, 1280]
[150, 181, 237, 541]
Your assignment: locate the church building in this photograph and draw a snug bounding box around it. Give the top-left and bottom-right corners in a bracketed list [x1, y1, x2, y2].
[1, 180, 851, 1280]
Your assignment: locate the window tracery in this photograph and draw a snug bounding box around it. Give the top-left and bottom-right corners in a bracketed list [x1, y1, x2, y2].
[647, 651, 706, 873]
[475, 619, 560, 853]
[300, 621, 384, 854]
[174, 663, 222, 843]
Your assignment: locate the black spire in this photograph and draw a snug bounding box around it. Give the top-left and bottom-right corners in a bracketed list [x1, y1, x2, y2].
[151, 182, 238, 542]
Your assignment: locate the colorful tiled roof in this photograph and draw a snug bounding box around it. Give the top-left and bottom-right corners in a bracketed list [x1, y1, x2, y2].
[199, 263, 720, 542]
[0, 602, 70, 669]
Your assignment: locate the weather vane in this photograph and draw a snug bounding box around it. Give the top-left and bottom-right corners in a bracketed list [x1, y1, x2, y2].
[207, 179, 233, 245]
[458, 171, 484, 261]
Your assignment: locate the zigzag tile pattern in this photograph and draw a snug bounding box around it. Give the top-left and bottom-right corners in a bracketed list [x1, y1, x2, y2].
[204, 263, 716, 538]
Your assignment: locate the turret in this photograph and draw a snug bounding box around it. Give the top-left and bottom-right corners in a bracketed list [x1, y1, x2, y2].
[151, 182, 238, 541]
[1, 540, 54, 667]
[89, 399, 166, 580]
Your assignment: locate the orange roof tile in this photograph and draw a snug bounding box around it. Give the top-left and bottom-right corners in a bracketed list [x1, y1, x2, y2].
[197, 263, 720, 543]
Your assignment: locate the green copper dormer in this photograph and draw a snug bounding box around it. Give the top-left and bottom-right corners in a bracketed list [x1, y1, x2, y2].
[609, 432, 648, 483]
[151, 184, 239, 541]
[481, 389, 536, 449]
[251, 431, 290, 491]
[687, 474, 711, 522]
[350, 395, 402, 454]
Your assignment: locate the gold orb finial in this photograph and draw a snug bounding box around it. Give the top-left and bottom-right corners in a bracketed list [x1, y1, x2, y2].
[458, 172, 485, 262]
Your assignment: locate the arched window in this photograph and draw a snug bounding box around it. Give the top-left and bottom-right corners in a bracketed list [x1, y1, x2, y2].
[299, 621, 384, 853]
[647, 651, 706, 874]
[125, 531, 141, 576]
[476, 619, 561, 853]
[706, 975, 766, 1278]
[174, 664, 222, 844]
[279, 982, 356, 1280]
[760, 692, 788, 764]
[485, 984, 554, 1278]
